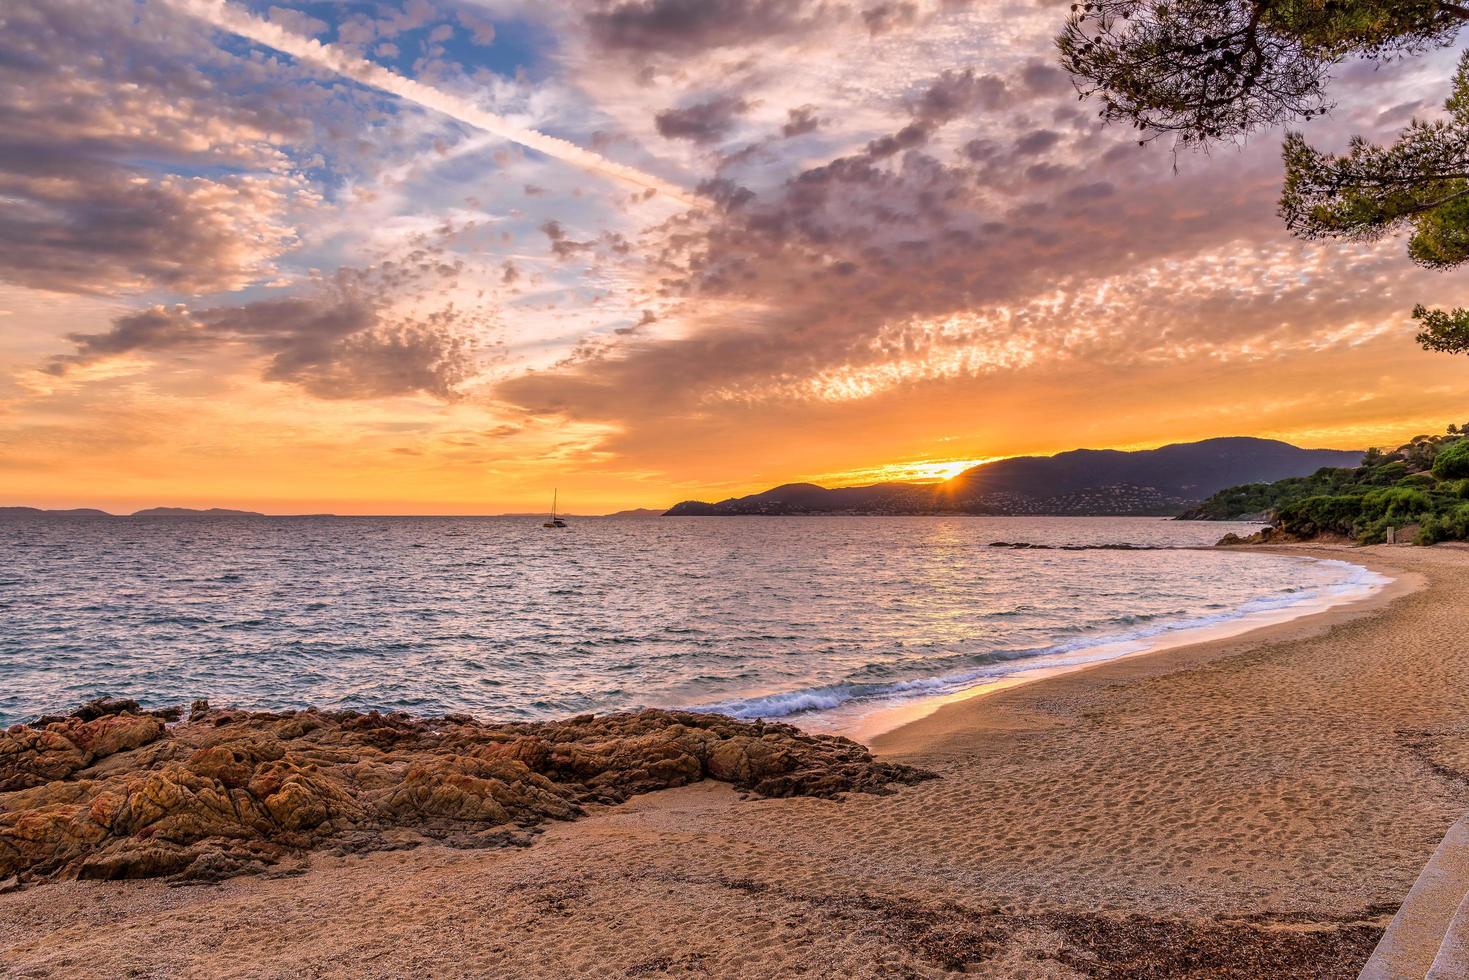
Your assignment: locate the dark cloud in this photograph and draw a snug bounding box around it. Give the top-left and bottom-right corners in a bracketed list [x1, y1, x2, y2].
[655, 96, 753, 143]
[865, 123, 931, 159]
[584, 0, 836, 55]
[49, 262, 483, 400]
[851, 70, 1014, 161]
[913, 69, 1011, 123]
[862, 2, 919, 36]
[541, 220, 595, 259]
[1376, 100, 1426, 126]
[0, 155, 299, 295]
[1019, 60, 1071, 95]
[1059, 181, 1116, 203]
[781, 106, 822, 138]
[1013, 129, 1062, 155]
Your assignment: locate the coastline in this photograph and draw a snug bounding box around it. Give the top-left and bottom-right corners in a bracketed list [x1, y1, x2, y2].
[3, 543, 1468, 977]
[805, 548, 1403, 744]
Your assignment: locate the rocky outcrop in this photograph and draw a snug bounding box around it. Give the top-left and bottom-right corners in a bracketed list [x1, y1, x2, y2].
[0, 703, 933, 884]
[0, 706, 167, 792]
[1215, 527, 1320, 546]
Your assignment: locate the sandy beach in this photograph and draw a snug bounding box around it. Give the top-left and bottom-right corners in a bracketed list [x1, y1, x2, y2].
[3, 543, 1467, 978]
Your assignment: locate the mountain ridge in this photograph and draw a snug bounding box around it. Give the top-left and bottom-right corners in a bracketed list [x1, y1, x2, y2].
[664, 438, 1363, 517]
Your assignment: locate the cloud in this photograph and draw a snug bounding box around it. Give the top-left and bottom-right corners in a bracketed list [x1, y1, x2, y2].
[456, 9, 498, 46]
[14, 0, 1463, 494]
[49, 259, 485, 400]
[911, 69, 1011, 123]
[170, 0, 703, 206]
[582, 0, 837, 55]
[540, 219, 595, 259]
[489, 36, 1437, 450]
[266, 5, 327, 37]
[862, 2, 918, 36]
[1013, 129, 1061, 156]
[781, 106, 822, 138]
[0, 162, 306, 295]
[655, 96, 752, 144]
[0, 0, 322, 295]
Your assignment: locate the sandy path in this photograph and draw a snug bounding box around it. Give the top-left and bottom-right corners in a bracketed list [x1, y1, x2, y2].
[3, 545, 1467, 978]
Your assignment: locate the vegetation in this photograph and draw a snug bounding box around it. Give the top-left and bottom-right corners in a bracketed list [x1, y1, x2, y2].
[1185, 425, 1469, 543]
[1057, 1, 1469, 354]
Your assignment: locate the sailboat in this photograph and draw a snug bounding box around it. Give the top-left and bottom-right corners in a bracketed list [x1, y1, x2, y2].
[542, 489, 568, 528]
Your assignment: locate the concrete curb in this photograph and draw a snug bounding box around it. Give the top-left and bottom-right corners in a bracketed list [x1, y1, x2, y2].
[1362, 815, 1469, 979]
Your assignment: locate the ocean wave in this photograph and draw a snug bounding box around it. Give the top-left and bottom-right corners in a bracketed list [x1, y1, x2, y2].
[695, 559, 1388, 722]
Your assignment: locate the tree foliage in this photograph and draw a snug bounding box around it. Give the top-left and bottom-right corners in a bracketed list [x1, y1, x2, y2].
[1058, 1, 1469, 354]
[1433, 435, 1469, 477]
[1059, 1, 1466, 144]
[1188, 425, 1469, 542]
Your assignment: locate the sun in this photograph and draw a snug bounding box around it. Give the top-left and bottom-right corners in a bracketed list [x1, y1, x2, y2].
[809, 456, 1005, 487]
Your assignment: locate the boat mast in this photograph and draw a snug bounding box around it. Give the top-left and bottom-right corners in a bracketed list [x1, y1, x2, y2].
[551, 488, 558, 521]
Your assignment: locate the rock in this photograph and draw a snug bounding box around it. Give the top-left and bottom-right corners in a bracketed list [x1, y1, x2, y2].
[1216, 527, 1290, 547]
[71, 698, 146, 722]
[707, 736, 792, 784]
[0, 703, 935, 884]
[0, 874, 20, 894]
[75, 713, 167, 759]
[0, 712, 165, 791]
[78, 844, 198, 881]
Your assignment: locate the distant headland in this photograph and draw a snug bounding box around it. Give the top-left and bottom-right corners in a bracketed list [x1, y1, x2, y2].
[665, 438, 1361, 518]
[0, 506, 272, 519]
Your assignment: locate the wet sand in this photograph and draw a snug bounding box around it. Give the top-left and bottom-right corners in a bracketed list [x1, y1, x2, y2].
[4, 544, 1468, 978]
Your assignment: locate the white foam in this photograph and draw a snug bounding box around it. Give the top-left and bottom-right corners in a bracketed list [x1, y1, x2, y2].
[694, 558, 1390, 725]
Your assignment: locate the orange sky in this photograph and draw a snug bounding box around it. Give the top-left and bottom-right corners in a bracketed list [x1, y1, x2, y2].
[2, 1, 1467, 515]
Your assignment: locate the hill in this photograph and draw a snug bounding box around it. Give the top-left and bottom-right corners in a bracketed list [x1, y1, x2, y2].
[0, 507, 114, 519]
[1190, 426, 1469, 544]
[130, 508, 267, 518]
[664, 438, 1362, 517]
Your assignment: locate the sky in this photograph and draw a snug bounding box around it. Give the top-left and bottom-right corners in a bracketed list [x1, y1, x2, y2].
[2, 0, 1467, 515]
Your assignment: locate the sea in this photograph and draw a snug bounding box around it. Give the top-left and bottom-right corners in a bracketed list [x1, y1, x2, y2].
[0, 515, 1388, 734]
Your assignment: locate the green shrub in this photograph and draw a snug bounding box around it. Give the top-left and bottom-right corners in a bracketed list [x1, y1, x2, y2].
[1360, 486, 1433, 523]
[1368, 461, 1410, 484]
[1276, 495, 1364, 537]
[1418, 503, 1469, 544]
[1191, 425, 1469, 542]
[1432, 439, 1469, 479]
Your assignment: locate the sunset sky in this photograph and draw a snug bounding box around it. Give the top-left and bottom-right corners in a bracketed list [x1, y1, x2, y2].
[3, 0, 1468, 514]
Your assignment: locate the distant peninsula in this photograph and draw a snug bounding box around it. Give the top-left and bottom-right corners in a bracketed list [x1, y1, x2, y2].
[664, 438, 1362, 518]
[131, 507, 269, 518]
[0, 506, 268, 519]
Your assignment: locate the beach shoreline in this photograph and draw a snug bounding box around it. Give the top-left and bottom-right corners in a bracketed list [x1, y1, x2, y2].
[866, 544, 1422, 752]
[3, 543, 1468, 978]
[801, 546, 1408, 744]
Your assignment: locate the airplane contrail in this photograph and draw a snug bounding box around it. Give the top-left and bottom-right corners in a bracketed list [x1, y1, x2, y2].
[168, 0, 703, 208]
